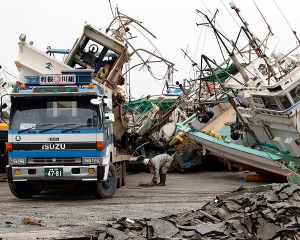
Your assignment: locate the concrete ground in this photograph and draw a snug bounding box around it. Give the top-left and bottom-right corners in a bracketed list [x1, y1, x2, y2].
[0, 170, 272, 239]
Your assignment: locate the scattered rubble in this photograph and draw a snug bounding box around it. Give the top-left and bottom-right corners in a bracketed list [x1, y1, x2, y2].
[93, 183, 300, 239]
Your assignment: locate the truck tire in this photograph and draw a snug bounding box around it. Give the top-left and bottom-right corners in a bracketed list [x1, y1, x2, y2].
[116, 161, 123, 189]
[8, 181, 37, 199]
[122, 161, 126, 186]
[93, 162, 117, 199]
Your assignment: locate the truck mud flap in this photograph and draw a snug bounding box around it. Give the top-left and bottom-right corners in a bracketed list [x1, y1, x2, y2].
[6, 166, 13, 183]
[97, 165, 105, 180]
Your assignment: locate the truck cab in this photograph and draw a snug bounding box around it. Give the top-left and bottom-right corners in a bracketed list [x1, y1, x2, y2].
[5, 70, 119, 199]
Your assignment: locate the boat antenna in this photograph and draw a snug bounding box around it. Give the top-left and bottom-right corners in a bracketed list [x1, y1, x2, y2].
[273, 0, 300, 44]
[252, 0, 273, 35]
[196, 9, 229, 62]
[200, 0, 230, 40]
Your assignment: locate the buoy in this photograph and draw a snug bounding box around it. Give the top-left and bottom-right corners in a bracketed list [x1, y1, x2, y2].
[204, 129, 211, 135]
[210, 131, 216, 137]
[215, 133, 221, 139]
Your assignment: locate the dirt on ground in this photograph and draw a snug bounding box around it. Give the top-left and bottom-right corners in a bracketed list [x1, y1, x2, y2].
[0, 170, 273, 239]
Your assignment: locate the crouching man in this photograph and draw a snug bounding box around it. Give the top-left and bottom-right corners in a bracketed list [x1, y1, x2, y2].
[143, 153, 173, 186]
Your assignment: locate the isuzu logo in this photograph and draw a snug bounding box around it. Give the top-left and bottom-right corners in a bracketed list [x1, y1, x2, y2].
[42, 143, 66, 150]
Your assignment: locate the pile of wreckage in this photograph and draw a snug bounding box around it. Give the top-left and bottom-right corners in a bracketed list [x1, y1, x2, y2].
[118, 93, 205, 172]
[92, 182, 300, 239]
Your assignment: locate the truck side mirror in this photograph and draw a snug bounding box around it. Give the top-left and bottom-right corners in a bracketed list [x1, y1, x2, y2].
[104, 113, 115, 123]
[90, 97, 112, 111]
[90, 98, 101, 105]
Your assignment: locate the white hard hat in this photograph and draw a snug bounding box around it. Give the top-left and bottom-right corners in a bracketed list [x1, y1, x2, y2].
[143, 158, 150, 166]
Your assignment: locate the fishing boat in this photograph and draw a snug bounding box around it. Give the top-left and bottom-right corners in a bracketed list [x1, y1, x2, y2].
[0, 65, 15, 120]
[0, 65, 15, 170]
[178, 2, 300, 183]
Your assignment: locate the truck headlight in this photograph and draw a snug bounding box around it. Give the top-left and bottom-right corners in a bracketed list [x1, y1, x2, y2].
[9, 158, 26, 165]
[82, 157, 102, 164]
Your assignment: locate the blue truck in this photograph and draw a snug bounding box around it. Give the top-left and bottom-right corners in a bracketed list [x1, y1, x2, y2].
[5, 69, 127, 198]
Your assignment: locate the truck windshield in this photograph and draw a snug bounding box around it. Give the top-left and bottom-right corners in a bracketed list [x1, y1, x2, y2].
[9, 96, 100, 131]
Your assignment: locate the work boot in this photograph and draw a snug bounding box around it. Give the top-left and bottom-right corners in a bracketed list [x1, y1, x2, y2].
[157, 174, 166, 186]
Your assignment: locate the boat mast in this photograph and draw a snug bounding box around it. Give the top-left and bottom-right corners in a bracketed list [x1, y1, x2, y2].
[229, 1, 279, 84]
[196, 9, 251, 86]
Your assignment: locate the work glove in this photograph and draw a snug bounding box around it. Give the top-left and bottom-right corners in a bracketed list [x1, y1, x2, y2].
[152, 177, 158, 184]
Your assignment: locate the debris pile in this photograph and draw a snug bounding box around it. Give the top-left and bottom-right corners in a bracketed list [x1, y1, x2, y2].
[95, 183, 300, 239]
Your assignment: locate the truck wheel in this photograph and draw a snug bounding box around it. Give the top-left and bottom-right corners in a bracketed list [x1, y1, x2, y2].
[116, 161, 123, 189]
[122, 161, 126, 186]
[93, 162, 117, 199]
[8, 181, 37, 199]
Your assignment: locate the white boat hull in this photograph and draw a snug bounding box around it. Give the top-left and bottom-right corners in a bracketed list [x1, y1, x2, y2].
[15, 38, 72, 84]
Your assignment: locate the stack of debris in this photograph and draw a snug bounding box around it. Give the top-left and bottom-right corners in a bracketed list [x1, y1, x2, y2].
[95, 183, 300, 239]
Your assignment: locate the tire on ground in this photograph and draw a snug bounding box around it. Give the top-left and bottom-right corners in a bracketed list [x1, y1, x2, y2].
[122, 161, 126, 186]
[92, 162, 117, 199]
[116, 161, 123, 189]
[8, 181, 38, 199]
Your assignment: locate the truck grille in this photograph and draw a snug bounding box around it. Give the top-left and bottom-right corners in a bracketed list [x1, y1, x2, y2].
[27, 158, 81, 165]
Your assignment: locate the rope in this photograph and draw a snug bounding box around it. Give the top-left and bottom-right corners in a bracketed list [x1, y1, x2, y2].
[138, 182, 155, 187]
[218, 0, 241, 31]
[252, 0, 272, 34]
[201, 27, 208, 60]
[108, 0, 115, 18]
[273, 0, 293, 31]
[3, 70, 17, 79]
[200, 0, 228, 39]
[273, 0, 300, 46]
[188, 22, 204, 80]
[124, 182, 155, 189]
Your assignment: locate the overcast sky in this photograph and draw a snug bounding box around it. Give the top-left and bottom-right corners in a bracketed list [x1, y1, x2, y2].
[1, 0, 299, 98]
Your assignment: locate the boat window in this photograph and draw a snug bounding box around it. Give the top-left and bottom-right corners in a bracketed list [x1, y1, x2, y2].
[278, 95, 292, 110]
[68, 37, 119, 73]
[290, 85, 300, 104]
[261, 96, 280, 110]
[252, 95, 263, 105]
